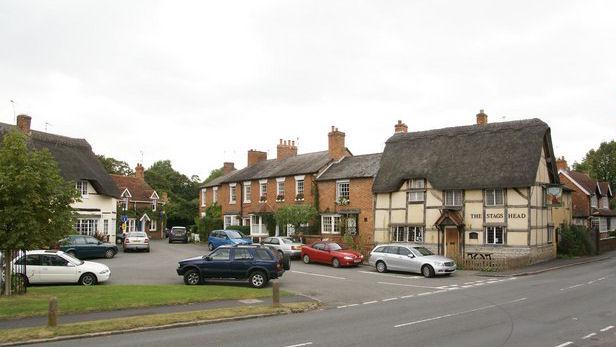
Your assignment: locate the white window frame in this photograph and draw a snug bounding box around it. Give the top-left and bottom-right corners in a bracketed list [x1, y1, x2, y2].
[445, 190, 463, 207]
[259, 179, 267, 201]
[547, 225, 553, 243]
[336, 180, 350, 202]
[229, 183, 237, 204]
[276, 177, 285, 200]
[410, 178, 425, 189]
[123, 197, 129, 211]
[390, 226, 424, 243]
[321, 215, 341, 234]
[295, 175, 305, 200]
[485, 189, 504, 206]
[150, 219, 157, 231]
[127, 218, 136, 232]
[407, 179, 425, 203]
[201, 188, 207, 207]
[75, 219, 98, 236]
[485, 226, 505, 245]
[75, 180, 88, 197]
[103, 219, 109, 234]
[243, 182, 251, 203]
[152, 199, 158, 211]
[590, 195, 598, 208]
[601, 196, 609, 209]
[212, 187, 218, 204]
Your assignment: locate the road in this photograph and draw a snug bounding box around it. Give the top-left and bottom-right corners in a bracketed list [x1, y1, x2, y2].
[41, 253, 616, 347]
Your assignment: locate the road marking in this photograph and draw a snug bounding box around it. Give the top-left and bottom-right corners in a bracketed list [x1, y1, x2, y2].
[461, 285, 472, 288]
[394, 297, 527, 328]
[553, 342, 573, 347]
[284, 342, 313, 347]
[363, 301, 378, 305]
[401, 294, 415, 299]
[291, 270, 346, 280]
[347, 304, 358, 307]
[358, 270, 421, 279]
[560, 283, 585, 291]
[382, 298, 398, 302]
[600, 325, 614, 332]
[337, 305, 348, 309]
[417, 292, 433, 296]
[377, 281, 444, 289]
[582, 333, 596, 339]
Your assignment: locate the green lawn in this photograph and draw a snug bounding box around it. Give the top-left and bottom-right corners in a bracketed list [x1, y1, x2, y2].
[0, 285, 288, 320]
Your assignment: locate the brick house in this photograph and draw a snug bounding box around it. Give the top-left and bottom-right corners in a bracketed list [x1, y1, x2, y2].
[314, 153, 382, 246]
[200, 127, 352, 240]
[373, 112, 562, 262]
[111, 164, 167, 239]
[557, 158, 616, 238]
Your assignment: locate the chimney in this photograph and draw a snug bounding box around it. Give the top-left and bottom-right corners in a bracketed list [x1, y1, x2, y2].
[556, 156, 569, 172]
[135, 163, 145, 179]
[223, 162, 236, 175]
[476, 109, 488, 125]
[328, 126, 346, 160]
[394, 120, 408, 134]
[276, 139, 298, 160]
[16, 114, 32, 134]
[247, 150, 267, 167]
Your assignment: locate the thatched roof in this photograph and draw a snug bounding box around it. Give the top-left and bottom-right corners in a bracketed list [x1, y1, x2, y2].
[0, 122, 120, 198]
[373, 118, 559, 193]
[317, 153, 382, 181]
[205, 151, 332, 187]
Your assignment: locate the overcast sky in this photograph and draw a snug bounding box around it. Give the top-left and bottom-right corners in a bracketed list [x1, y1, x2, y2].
[1, 1, 614, 180]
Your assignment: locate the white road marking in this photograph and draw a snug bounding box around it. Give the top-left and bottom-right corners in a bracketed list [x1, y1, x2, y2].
[382, 297, 398, 302]
[417, 292, 433, 296]
[394, 298, 527, 328]
[553, 342, 573, 347]
[600, 325, 614, 332]
[363, 301, 378, 305]
[358, 270, 421, 279]
[401, 294, 415, 299]
[337, 305, 348, 309]
[347, 304, 358, 307]
[238, 299, 263, 304]
[291, 270, 346, 280]
[377, 281, 444, 289]
[582, 333, 597, 339]
[461, 285, 472, 288]
[284, 342, 313, 347]
[560, 283, 585, 291]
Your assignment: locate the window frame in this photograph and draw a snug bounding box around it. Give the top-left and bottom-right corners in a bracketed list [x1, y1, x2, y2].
[485, 189, 504, 206]
[243, 182, 251, 203]
[259, 180, 267, 201]
[321, 215, 341, 234]
[336, 180, 350, 203]
[75, 180, 88, 197]
[229, 183, 237, 204]
[444, 190, 463, 207]
[485, 226, 505, 245]
[201, 188, 206, 207]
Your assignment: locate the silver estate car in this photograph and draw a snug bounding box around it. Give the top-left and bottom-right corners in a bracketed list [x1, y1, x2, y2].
[261, 237, 303, 258]
[368, 244, 456, 277]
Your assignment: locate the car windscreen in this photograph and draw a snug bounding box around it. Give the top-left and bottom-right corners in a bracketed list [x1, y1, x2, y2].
[226, 230, 244, 239]
[413, 247, 434, 256]
[128, 232, 147, 238]
[172, 228, 186, 235]
[62, 252, 84, 265]
[327, 243, 342, 251]
[281, 238, 293, 244]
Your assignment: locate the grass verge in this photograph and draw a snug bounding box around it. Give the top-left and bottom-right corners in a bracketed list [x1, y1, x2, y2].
[0, 285, 290, 320]
[0, 302, 318, 344]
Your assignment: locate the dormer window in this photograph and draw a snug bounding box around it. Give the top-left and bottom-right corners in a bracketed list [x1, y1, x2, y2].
[152, 199, 158, 211]
[445, 190, 463, 207]
[408, 179, 425, 203]
[591, 195, 598, 208]
[123, 197, 129, 210]
[75, 180, 88, 197]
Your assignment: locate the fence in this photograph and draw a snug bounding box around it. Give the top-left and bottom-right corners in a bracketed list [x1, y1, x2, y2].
[1, 249, 27, 296]
[451, 254, 531, 272]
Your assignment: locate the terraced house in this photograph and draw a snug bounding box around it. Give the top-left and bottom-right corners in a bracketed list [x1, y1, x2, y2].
[373, 112, 561, 262]
[200, 127, 352, 239]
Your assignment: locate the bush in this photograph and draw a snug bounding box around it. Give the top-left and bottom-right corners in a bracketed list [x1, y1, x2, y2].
[558, 224, 594, 257]
[226, 225, 250, 235]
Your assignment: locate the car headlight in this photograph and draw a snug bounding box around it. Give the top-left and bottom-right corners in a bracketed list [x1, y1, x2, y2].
[434, 261, 444, 266]
[344, 256, 354, 260]
[99, 269, 110, 274]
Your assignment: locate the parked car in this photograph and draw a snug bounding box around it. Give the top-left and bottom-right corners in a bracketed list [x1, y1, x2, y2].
[261, 237, 303, 258]
[12, 250, 110, 286]
[368, 243, 456, 278]
[301, 241, 363, 268]
[123, 231, 150, 252]
[115, 231, 126, 245]
[207, 229, 252, 251]
[59, 235, 118, 259]
[168, 227, 188, 244]
[176, 245, 290, 288]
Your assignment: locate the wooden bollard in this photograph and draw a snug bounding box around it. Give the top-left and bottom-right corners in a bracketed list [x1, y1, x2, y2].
[48, 297, 58, 327]
[272, 280, 280, 308]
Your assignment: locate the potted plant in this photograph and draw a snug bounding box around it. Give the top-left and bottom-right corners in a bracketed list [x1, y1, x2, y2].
[295, 193, 304, 201]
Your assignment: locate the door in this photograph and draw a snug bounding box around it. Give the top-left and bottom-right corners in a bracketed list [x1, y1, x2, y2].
[385, 246, 403, 271]
[312, 243, 328, 263]
[40, 254, 78, 283]
[396, 247, 420, 273]
[16, 254, 41, 283]
[230, 248, 253, 278]
[202, 248, 232, 278]
[445, 227, 459, 258]
[84, 236, 104, 258]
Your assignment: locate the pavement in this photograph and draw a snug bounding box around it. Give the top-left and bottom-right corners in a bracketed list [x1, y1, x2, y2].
[33, 253, 616, 347]
[480, 251, 614, 277]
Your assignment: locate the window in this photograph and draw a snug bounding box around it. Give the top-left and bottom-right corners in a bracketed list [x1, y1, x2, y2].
[16, 254, 41, 266]
[336, 180, 350, 203]
[485, 226, 505, 245]
[75, 219, 98, 236]
[259, 181, 267, 201]
[591, 195, 598, 208]
[321, 215, 341, 234]
[313, 242, 326, 251]
[229, 183, 237, 204]
[201, 189, 207, 207]
[210, 248, 231, 261]
[224, 215, 239, 229]
[152, 199, 157, 211]
[485, 189, 504, 206]
[346, 215, 358, 235]
[103, 219, 109, 234]
[398, 247, 412, 256]
[601, 197, 609, 209]
[127, 219, 136, 232]
[150, 219, 157, 231]
[75, 180, 88, 196]
[276, 178, 285, 200]
[445, 190, 463, 206]
[390, 226, 424, 242]
[243, 217, 250, 227]
[469, 232, 479, 240]
[599, 218, 608, 232]
[408, 191, 424, 203]
[85, 236, 100, 244]
[408, 178, 426, 202]
[547, 225, 553, 243]
[123, 197, 129, 211]
[243, 183, 251, 203]
[73, 236, 87, 245]
[255, 249, 274, 260]
[212, 187, 218, 203]
[295, 176, 305, 200]
[42, 255, 69, 267]
[234, 248, 253, 260]
[410, 179, 425, 189]
[591, 217, 600, 231]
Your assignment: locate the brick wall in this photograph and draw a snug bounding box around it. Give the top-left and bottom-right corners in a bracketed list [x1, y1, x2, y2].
[559, 173, 590, 223]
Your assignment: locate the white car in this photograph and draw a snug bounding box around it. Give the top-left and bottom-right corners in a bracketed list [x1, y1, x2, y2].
[261, 237, 303, 258]
[123, 231, 150, 252]
[12, 250, 111, 285]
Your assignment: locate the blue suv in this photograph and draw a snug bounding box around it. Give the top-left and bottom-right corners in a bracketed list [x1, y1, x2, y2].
[176, 245, 290, 288]
[207, 229, 252, 251]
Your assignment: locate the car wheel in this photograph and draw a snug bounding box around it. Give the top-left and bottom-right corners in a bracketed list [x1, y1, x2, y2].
[249, 271, 267, 288]
[168, 239, 172, 244]
[208, 243, 214, 251]
[146, 247, 150, 253]
[79, 273, 97, 286]
[183, 269, 201, 285]
[332, 258, 340, 268]
[282, 253, 291, 271]
[104, 249, 115, 259]
[302, 254, 310, 264]
[422, 265, 435, 278]
[277, 250, 284, 259]
[376, 261, 387, 273]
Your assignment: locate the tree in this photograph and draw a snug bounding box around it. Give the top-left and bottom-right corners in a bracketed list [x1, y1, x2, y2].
[274, 204, 318, 236]
[195, 203, 223, 240]
[574, 141, 616, 190]
[0, 131, 78, 295]
[96, 155, 134, 176]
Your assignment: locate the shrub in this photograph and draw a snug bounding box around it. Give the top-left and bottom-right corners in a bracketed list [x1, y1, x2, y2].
[557, 224, 594, 257]
[226, 225, 251, 235]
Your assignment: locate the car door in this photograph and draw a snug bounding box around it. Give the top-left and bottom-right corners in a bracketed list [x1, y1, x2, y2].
[406, 248, 424, 274]
[211, 231, 224, 248]
[71, 236, 88, 258]
[41, 254, 79, 283]
[229, 248, 253, 278]
[84, 236, 104, 258]
[312, 243, 329, 263]
[202, 248, 231, 278]
[15, 254, 41, 283]
[384, 247, 402, 271]
[396, 247, 417, 273]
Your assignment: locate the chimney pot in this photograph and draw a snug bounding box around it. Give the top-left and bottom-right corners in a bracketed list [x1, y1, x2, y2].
[556, 157, 569, 171]
[16, 114, 32, 134]
[476, 109, 488, 125]
[135, 163, 145, 179]
[394, 120, 408, 134]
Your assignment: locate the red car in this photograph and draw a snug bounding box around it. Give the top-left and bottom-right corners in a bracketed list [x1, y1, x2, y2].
[301, 241, 363, 268]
